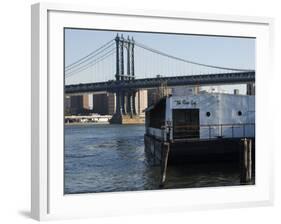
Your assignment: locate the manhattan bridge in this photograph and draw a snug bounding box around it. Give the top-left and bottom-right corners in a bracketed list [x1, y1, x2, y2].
[65, 34, 255, 123]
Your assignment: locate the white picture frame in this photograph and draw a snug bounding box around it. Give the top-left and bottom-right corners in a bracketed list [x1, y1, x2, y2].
[31, 2, 274, 221]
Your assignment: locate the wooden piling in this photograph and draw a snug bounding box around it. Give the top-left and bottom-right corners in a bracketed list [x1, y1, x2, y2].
[240, 138, 252, 184]
[248, 139, 252, 181]
[160, 142, 170, 187]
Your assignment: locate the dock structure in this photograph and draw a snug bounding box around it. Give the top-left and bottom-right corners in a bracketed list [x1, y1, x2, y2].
[144, 93, 255, 186]
[160, 142, 170, 187]
[145, 134, 255, 186]
[240, 138, 253, 184]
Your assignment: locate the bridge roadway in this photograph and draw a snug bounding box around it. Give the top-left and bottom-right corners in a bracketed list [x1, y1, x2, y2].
[65, 71, 255, 94]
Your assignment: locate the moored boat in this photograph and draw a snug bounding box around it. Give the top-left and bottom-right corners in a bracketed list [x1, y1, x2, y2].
[144, 92, 255, 164]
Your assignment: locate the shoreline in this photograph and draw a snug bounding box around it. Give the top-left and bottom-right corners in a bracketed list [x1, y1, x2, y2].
[65, 122, 109, 126]
[64, 122, 145, 126]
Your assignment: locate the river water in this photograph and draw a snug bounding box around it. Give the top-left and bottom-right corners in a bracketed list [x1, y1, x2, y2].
[64, 124, 244, 194]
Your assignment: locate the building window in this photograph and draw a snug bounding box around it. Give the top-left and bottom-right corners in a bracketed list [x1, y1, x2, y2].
[206, 112, 211, 117]
[238, 111, 242, 116]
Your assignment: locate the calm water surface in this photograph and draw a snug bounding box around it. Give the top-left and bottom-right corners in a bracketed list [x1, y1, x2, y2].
[64, 124, 242, 194]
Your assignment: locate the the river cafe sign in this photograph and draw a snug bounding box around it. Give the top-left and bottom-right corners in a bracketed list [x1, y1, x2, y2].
[172, 97, 197, 108]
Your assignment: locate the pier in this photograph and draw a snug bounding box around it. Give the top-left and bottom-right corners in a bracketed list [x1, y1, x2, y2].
[145, 133, 255, 186]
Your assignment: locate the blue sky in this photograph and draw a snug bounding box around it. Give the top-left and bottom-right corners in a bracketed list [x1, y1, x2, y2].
[64, 28, 255, 93]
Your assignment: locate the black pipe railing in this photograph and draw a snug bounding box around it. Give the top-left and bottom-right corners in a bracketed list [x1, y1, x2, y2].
[168, 123, 255, 140]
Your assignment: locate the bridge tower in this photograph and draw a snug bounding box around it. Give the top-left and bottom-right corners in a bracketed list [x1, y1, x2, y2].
[110, 34, 143, 124]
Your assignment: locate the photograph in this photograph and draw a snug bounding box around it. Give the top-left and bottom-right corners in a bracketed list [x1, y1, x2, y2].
[63, 28, 255, 194]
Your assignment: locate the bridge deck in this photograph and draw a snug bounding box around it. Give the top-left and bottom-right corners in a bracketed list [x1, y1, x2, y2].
[65, 72, 255, 94]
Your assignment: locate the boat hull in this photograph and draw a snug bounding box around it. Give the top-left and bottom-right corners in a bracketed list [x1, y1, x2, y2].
[144, 134, 255, 165]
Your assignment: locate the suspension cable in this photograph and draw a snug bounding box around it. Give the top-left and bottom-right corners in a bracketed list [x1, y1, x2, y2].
[65, 47, 115, 78]
[65, 39, 114, 71]
[134, 41, 254, 72]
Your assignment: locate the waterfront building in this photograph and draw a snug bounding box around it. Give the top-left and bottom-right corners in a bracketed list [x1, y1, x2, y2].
[70, 95, 83, 114]
[82, 94, 93, 110]
[65, 95, 92, 115]
[247, 83, 255, 95]
[92, 91, 147, 116]
[92, 92, 115, 115]
[135, 90, 148, 115]
[65, 96, 71, 115]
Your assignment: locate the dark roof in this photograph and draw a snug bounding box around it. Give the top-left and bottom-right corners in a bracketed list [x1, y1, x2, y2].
[143, 97, 167, 113]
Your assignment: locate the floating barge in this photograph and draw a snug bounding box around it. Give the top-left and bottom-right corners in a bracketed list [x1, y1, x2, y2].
[144, 92, 255, 185]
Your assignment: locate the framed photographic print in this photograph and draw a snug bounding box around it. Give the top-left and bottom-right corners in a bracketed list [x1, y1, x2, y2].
[31, 2, 274, 221]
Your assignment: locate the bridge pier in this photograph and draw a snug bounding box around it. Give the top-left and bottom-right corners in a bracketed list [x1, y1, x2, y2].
[126, 92, 131, 115]
[110, 113, 144, 124]
[115, 91, 122, 115]
[110, 89, 144, 124]
[121, 91, 126, 115]
[109, 34, 143, 124]
[132, 91, 137, 115]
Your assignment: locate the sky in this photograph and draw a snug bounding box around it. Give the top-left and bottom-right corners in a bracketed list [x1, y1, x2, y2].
[64, 28, 255, 93]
